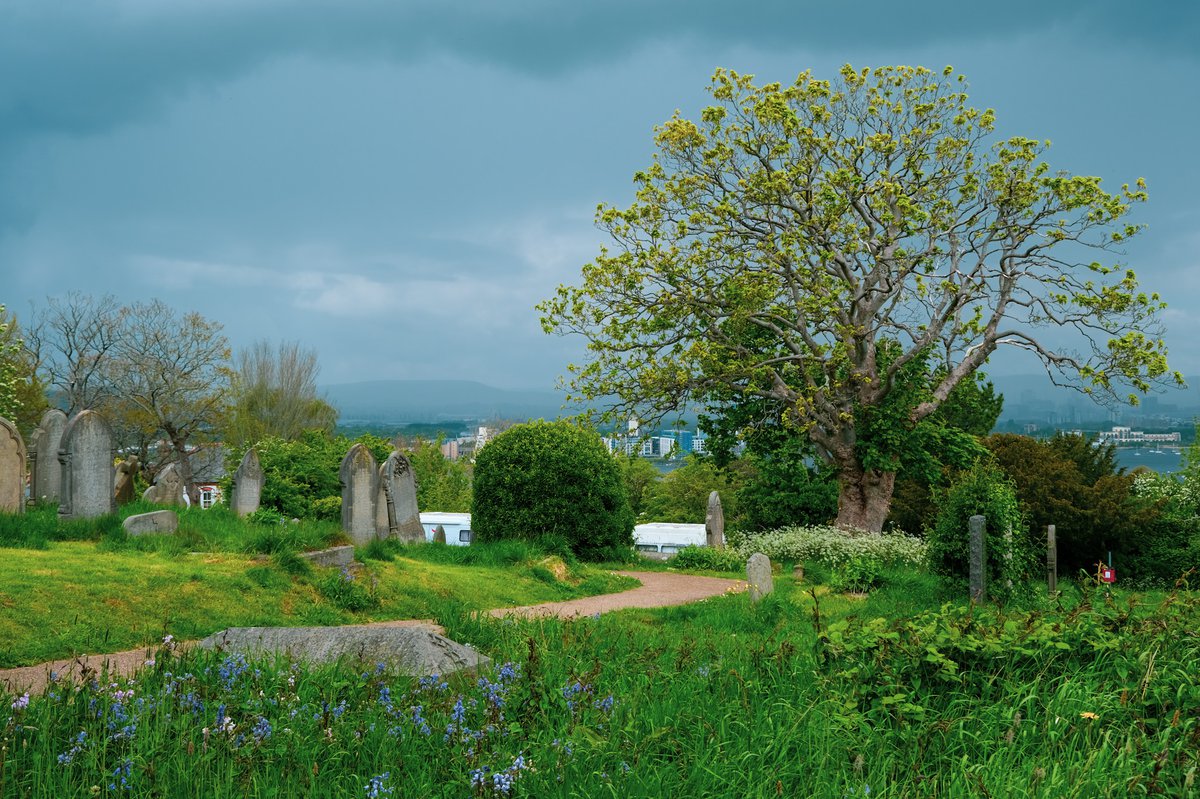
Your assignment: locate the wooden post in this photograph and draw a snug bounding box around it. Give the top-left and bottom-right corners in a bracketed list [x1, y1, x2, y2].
[1046, 524, 1057, 594]
[969, 515, 986, 602]
[1004, 523, 1013, 590]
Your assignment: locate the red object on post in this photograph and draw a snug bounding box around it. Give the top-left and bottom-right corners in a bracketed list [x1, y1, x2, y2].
[1100, 567, 1116, 584]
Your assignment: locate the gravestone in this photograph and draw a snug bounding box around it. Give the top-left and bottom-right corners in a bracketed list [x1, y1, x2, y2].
[113, 455, 140, 505]
[433, 524, 447, 544]
[0, 416, 26, 513]
[376, 451, 424, 543]
[58, 410, 116, 519]
[231, 448, 264, 517]
[969, 514, 986, 601]
[298, 545, 356, 568]
[142, 463, 185, 506]
[705, 490, 725, 549]
[340, 443, 379, 546]
[122, 509, 179, 536]
[746, 552, 773, 603]
[198, 626, 489, 677]
[29, 409, 67, 505]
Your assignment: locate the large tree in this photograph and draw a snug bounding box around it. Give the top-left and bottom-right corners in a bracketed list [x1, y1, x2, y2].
[112, 300, 231, 504]
[540, 65, 1179, 531]
[24, 292, 127, 414]
[223, 340, 338, 448]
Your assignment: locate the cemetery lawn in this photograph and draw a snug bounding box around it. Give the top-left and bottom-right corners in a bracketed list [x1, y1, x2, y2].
[2, 570, 1197, 797]
[0, 542, 636, 668]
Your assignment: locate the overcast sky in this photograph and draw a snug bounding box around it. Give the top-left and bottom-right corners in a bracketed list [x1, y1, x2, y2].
[3, 1, 1198, 392]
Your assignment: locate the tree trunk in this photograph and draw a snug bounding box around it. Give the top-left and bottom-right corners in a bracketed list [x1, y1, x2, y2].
[834, 463, 896, 533]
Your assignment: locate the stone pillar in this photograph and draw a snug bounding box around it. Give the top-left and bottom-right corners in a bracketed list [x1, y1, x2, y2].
[231, 448, 264, 517]
[58, 410, 116, 519]
[1046, 524, 1057, 594]
[746, 552, 773, 603]
[705, 490, 725, 549]
[0, 416, 27, 513]
[969, 514, 986, 602]
[340, 444, 379, 546]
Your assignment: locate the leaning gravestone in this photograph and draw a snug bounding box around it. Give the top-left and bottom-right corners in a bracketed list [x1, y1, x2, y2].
[376, 450, 424, 543]
[705, 490, 726, 549]
[747, 552, 773, 603]
[198, 626, 489, 677]
[0, 416, 27, 513]
[122, 509, 179, 536]
[29, 409, 67, 505]
[340, 443, 379, 546]
[142, 463, 185, 507]
[113, 455, 140, 505]
[58, 410, 116, 519]
[230, 448, 264, 517]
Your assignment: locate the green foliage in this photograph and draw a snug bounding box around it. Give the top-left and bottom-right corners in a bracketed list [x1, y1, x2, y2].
[0, 504, 124, 549]
[406, 438, 473, 512]
[617, 455, 662, 519]
[540, 64, 1178, 531]
[738, 451, 838, 531]
[316, 566, 379, 612]
[828, 554, 884, 594]
[222, 340, 338, 448]
[733, 524, 926, 570]
[640, 455, 744, 524]
[670, 544, 743, 573]
[927, 460, 1029, 598]
[224, 430, 391, 521]
[472, 420, 634, 561]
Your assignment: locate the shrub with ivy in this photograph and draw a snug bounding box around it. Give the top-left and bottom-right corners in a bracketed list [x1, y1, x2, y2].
[472, 420, 634, 561]
[927, 460, 1030, 598]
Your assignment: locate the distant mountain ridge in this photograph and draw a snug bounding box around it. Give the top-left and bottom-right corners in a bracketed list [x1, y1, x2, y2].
[320, 380, 576, 423]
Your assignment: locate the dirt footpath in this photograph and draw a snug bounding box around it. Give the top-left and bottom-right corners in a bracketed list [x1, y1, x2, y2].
[1, 571, 744, 694]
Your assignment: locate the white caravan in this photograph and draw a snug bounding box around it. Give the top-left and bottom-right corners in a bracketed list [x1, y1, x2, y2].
[633, 522, 706, 557]
[418, 512, 473, 546]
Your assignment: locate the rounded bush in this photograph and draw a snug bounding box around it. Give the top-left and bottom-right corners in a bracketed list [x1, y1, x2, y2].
[471, 421, 634, 560]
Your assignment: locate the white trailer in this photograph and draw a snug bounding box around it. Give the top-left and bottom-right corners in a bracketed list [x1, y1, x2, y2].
[418, 512, 473, 546]
[633, 522, 707, 557]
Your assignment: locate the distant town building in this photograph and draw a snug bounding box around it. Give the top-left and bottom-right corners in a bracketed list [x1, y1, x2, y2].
[1095, 426, 1181, 445]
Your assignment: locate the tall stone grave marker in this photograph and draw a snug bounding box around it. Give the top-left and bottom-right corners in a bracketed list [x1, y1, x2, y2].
[969, 514, 986, 602]
[58, 410, 116, 519]
[143, 463, 185, 506]
[113, 455, 140, 505]
[746, 552, 773, 603]
[340, 443, 379, 546]
[231, 448, 264, 517]
[0, 416, 27, 513]
[29, 409, 67, 505]
[705, 490, 726, 549]
[375, 451, 424, 543]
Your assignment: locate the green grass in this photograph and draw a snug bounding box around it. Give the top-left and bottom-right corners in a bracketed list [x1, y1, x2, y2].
[0, 542, 635, 667]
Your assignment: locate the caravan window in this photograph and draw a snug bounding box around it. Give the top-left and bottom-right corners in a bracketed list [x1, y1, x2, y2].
[459, 529, 473, 543]
[636, 544, 659, 553]
[660, 545, 682, 554]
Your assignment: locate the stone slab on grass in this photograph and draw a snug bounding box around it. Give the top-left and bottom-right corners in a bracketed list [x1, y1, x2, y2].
[197, 626, 490, 677]
[298, 545, 356, 568]
[122, 510, 179, 536]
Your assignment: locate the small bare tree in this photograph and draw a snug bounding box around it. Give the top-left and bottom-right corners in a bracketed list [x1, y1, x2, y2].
[223, 340, 337, 447]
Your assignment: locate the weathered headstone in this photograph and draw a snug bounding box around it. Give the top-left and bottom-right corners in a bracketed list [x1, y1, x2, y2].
[0, 416, 27, 513]
[969, 514, 986, 602]
[230, 448, 264, 517]
[58, 410, 116, 519]
[298, 545, 356, 568]
[122, 509, 179, 536]
[376, 451, 424, 543]
[113, 455, 140, 505]
[197, 626, 489, 677]
[1046, 524, 1058, 594]
[340, 443, 379, 546]
[433, 524, 447, 544]
[29, 409, 67, 505]
[746, 552, 773, 602]
[142, 463, 185, 507]
[705, 490, 726, 549]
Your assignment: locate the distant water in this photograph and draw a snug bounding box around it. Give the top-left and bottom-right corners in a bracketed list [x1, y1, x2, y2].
[1114, 447, 1186, 475]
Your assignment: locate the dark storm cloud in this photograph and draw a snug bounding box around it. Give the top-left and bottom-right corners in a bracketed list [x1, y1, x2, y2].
[2, 0, 1195, 144]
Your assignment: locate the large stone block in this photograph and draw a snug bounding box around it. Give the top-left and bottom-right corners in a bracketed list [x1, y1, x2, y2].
[198, 626, 490, 677]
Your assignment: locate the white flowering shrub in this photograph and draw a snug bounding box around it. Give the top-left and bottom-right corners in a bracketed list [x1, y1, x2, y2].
[732, 525, 927, 570]
[1132, 471, 1200, 513]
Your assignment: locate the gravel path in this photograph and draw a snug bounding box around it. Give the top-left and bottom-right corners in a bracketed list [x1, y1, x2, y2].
[1, 570, 744, 695]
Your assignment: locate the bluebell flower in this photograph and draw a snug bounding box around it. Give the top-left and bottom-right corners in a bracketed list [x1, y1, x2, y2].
[365, 772, 394, 798]
[252, 716, 272, 743]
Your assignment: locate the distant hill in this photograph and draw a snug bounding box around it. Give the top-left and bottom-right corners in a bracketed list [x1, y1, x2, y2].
[320, 380, 579, 423]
